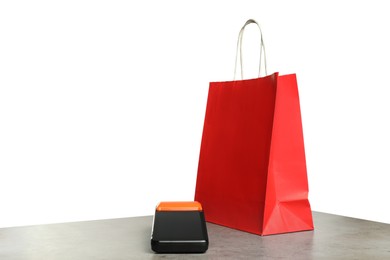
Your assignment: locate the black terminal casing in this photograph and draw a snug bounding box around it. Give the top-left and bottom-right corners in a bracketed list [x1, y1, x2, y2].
[151, 203, 209, 253]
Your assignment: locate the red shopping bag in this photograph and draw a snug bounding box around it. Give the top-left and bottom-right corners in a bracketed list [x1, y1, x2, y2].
[194, 19, 314, 235]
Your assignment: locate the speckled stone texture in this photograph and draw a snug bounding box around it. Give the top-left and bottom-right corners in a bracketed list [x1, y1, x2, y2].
[1, 212, 389, 259]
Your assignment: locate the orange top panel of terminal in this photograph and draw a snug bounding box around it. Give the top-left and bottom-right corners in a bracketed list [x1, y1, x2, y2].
[156, 201, 203, 211]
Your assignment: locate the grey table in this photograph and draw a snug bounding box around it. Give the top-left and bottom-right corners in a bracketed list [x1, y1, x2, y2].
[0, 212, 389, 260]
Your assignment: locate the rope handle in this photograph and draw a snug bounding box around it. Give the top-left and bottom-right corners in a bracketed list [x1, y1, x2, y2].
[233, 19, 268, 80]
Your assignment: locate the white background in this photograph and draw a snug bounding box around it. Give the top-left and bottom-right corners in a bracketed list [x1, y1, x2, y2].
[1, 0, 389, 228]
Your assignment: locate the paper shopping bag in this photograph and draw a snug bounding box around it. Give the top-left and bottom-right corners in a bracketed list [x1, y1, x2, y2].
[194, 19, 314, 236]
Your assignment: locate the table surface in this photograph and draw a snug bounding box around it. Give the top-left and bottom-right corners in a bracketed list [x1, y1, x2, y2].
[0, 212, 389, 260]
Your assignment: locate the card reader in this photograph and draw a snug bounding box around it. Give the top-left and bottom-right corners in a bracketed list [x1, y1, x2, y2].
[151, 201, 209, 253]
